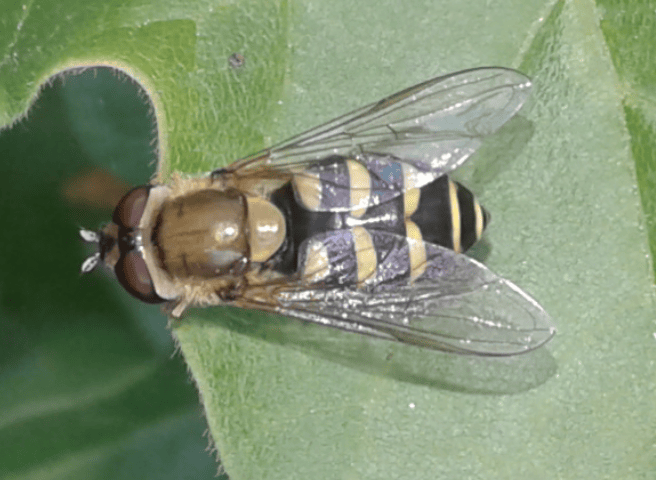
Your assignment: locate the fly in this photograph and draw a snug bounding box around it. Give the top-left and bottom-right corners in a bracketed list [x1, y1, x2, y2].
[80, 67, 554, 356]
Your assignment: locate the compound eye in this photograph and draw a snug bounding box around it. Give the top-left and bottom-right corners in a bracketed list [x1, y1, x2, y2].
[113, 186, 150, 228]
[115, 251, 164, 304]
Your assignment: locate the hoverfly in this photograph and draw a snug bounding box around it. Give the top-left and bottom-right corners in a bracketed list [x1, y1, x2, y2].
[80, 67, 555, 356]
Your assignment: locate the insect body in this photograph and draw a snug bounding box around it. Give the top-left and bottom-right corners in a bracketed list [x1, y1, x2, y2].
[81, 67, 555, 356]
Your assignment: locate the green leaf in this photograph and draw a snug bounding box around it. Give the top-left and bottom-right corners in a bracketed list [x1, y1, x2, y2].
[1, 0, 655, 479]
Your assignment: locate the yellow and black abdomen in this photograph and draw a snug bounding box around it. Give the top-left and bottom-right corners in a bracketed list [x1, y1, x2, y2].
[268, 156, 489, 280]
[409, 175, 489, 254]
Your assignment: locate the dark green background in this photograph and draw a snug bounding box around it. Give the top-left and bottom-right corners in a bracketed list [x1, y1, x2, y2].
[0, 68, 221, 479]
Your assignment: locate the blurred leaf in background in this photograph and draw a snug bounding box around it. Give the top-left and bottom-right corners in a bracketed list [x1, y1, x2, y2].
[0, 67, 220, 478]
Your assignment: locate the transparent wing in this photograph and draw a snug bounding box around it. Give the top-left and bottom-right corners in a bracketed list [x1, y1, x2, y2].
[227, 67, 532, 179]
[265, 244, 554, 356]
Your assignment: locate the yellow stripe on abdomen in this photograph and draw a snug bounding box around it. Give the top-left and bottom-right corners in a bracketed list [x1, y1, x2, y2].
[405, 220, 427, 281]
[474, 199, 484, 242]
[352, 226, 377, 283]
[347, 160, 371, 218]
[448, 179, 461, 253]
[292, 171, 323, 211]
[301, 239, 331, 283]
[402, 163, 420, 217]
